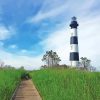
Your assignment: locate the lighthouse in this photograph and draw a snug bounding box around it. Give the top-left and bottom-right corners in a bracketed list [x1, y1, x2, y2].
[69, 16, 79, 67]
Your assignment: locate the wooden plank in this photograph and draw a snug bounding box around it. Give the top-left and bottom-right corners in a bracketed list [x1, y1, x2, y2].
[13, 80, 42, 100]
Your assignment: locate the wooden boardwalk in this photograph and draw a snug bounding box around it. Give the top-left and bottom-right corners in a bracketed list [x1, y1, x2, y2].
[13, 80, 42, 100]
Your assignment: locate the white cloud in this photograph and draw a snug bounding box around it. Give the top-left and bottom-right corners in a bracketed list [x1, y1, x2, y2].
[27, 0, 100, 23]
[0, 49, 43, 70]
[41, 27, 70, 65]
[28, 4, 68, 23]
[78, 16, 100, 71]
[9, 44, 17, 49]
[0, 25, 15, 40]
[21, 49, 27, 53]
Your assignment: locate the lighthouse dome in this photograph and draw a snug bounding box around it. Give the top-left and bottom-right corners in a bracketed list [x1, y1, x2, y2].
[70, 16, 79, 28]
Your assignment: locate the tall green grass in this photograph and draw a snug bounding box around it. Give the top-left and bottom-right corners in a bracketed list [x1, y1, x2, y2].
[31, 68, 100, 100]
[0, 69, 24, 100]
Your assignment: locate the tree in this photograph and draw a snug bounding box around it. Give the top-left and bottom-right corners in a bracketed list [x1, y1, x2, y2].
[0, 60, 4, 68]
[80, 57, 91, 69]
[88, 66, 96, 72]
[42, 50, 61, 67]
[42, 51, 50, 67]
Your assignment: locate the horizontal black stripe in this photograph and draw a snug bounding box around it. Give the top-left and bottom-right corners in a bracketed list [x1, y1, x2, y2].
[70, 36, 78, 44]
[70, 52, 79, 61]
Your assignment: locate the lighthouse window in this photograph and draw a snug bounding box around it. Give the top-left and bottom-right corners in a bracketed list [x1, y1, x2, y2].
[71, 33, 73, 35]
[71, 45, 73, 50]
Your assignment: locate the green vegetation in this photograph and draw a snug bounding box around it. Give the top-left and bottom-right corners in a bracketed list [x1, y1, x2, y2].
[0, 68, 24, 100]
[42, 50, 61, 67]
[31, 68, 100, 100]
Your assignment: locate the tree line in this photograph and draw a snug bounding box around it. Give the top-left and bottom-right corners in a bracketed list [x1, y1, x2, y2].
[42, 50, 96, 71]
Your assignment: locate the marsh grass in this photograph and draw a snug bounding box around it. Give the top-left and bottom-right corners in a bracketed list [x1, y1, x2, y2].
[31, 68, 100, 100]
[0, 69, 24, 100]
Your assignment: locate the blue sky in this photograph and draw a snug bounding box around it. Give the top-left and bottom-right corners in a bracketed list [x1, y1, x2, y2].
[0, 0, 100, 70]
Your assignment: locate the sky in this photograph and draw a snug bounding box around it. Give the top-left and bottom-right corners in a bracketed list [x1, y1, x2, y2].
[0, 0, 100, 70]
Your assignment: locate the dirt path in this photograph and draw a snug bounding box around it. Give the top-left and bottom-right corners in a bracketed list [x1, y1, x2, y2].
[13, 80, 42, 100]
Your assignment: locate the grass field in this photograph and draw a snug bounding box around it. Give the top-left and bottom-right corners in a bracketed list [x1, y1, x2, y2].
[0, 68, 24, 100]
[31, 68, 100, 100]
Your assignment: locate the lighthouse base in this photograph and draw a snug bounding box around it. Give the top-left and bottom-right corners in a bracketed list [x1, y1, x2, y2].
[70, 61, 79, 67]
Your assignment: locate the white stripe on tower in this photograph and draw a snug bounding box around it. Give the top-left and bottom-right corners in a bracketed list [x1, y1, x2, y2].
[69, 16, 79, 67]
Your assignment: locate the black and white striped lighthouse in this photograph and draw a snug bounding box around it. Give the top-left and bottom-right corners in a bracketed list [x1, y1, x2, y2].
[69, 16, 79, 67]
